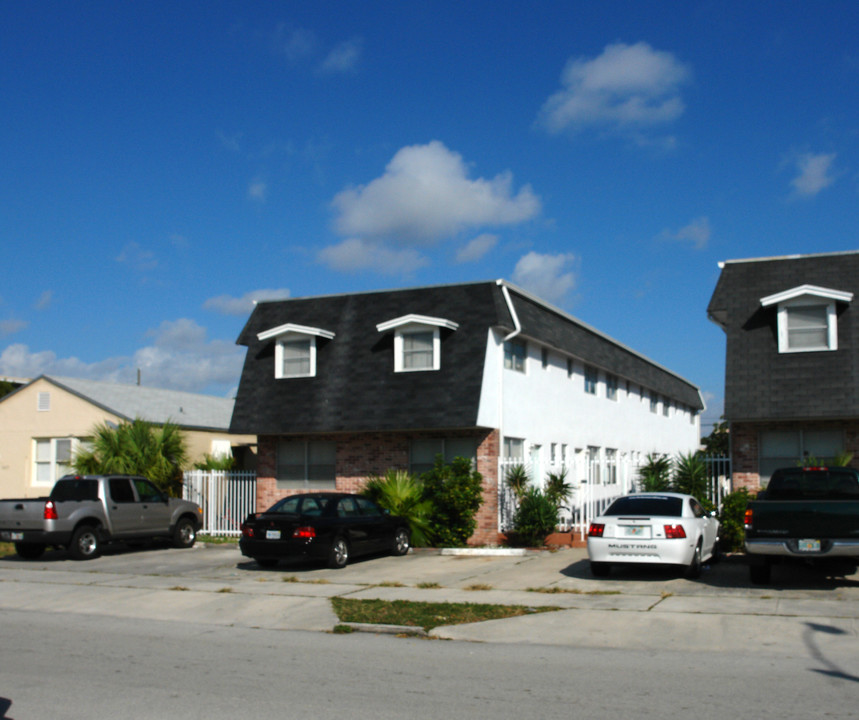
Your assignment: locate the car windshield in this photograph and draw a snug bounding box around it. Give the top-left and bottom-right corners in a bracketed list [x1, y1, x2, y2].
[603, 496, 683, 517]
[767, 469, 859, 500]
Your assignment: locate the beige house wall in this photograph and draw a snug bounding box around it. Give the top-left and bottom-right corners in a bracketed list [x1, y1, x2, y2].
[0, 378, 254, 498]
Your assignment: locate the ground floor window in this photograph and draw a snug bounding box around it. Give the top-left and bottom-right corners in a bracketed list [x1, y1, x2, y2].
[33, 437, 81, 487]
[759, 429, 844, 486]
[276, 439, 336, 489]
[605, 448, 618, 484]
[410, 437, 478, 475]
[587, 446, 601, 484]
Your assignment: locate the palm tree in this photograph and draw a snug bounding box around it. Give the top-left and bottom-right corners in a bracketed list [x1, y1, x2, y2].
[73, 418, 188, 496]
[544, 468, 573, 509]
[363, 469, 434, 546]
[505, 464, 530, 500]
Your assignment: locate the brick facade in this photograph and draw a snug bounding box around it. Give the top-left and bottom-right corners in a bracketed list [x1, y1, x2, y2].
[255, 428, 503, 546]
[731, 419, 859, 491]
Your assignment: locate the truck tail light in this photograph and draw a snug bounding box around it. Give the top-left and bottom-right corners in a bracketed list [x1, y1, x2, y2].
[293, 526, 316, 539]
[663, 524, 686, 539]
[744, 508, 753, 530]
[44, 500, 58, 521]
[588, 523, 605, 538]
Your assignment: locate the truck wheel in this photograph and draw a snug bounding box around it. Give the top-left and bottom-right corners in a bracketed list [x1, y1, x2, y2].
[172, 517, 197, 549]
[328, 536, 349, 569]
[750, 562, 771, 585]
[15, 542, 45, 560]
[69, 525, 101, 560]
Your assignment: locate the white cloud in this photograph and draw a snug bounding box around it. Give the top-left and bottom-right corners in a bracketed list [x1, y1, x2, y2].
[537, 42, 691, 138]
[791, 152, 836, 196]
[0, 319, 27, 337]
[248, 179, 268, 202]
[319, 37, 362, 74]
[512, 251, 578, 306]
[456, 234, 498, 263]
[0, 319, 245, 395]
[331, 141, 540, 243]
[116, 242, 157, 272]
[661, 216, 711, 250]
[317, 238, 429, 275]
[273, 23, 317, 62]
[204, 288, 292, 316]
[35, 291, 53, 311]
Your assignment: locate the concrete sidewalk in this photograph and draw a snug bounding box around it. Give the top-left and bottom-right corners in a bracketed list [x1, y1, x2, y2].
[1, 544, 858, 653]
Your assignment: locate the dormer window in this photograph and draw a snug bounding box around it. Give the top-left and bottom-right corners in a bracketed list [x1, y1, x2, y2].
[257, 323, 335, 378]
[761, 285, 853, 354]
[376, 314, 459, 372]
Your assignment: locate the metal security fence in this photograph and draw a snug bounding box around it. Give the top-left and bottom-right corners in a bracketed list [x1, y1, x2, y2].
[183, 470, 257, 536]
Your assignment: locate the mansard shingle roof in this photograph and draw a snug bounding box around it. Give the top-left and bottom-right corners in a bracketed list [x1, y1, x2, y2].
[707, 251, 859, 422]
[230, 280, 702, 435]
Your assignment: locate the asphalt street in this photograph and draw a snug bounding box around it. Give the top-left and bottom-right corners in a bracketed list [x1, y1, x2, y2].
[1, 542, 858, 657]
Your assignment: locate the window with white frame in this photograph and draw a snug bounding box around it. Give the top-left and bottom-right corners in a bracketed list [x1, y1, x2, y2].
[606, 373, 618, 401]
[758, 429, 844, 486]
[649, 391, 658, 413]
[276, 439, 336, 489]
[662, 397, 670, 417]
[33, 437, 77, 487]
[503, 436, 525, 460]
[587, 446, 601, 484]
[376, 314, 458, 373]
[258, 323, 335, 379]
[760, 285, 852, 354]
[504, 339, 527, 373]
[584, 365, 598, 395]
[605, 448, 618, 484]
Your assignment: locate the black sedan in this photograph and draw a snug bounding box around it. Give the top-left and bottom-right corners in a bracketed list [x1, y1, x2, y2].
[239, 492, 411, 569]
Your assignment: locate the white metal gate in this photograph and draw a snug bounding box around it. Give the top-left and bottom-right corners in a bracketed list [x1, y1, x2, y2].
[183, 470, 257, 536]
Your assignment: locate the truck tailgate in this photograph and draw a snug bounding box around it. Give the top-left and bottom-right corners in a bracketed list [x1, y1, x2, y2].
[750, 500, 859, 538]
[0, 499, 48, 531]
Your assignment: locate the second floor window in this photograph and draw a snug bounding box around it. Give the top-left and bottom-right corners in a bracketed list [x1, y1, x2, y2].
[606, 373, 618, 401]
[504, 339, 527, 373]
[584, 365, 598, 395]
[402, 330, 434, 370]
[280, 339, 312, 377]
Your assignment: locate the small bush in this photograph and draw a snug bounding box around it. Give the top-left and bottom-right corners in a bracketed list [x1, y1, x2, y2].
[420, 456, 484, 547]
[511, 488, 559, 547]
[363, 469, 433, 546]
[638, 453, 671, 492]
[718, 489, 750, 553]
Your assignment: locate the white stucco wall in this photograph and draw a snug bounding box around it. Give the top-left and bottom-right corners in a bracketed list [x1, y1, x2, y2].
[476, 329, 701, 489]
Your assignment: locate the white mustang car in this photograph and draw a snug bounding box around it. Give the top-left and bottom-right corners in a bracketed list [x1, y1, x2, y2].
[587, 492, 720, 579]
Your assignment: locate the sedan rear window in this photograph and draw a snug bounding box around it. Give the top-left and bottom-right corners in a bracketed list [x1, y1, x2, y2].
[604, 496, 683, 517]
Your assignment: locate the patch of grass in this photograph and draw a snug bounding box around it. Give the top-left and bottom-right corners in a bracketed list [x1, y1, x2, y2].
[283, 576, 300, 583]
[331, 597, 561, 631]
[377, 581, 405, 587]
[416, 581, 441, 589]
[332, 624, 354, 634]
[465, 583, 493, 591]
[217, 587, 234, 593]
[197, 534, 238, 545]
[169, 586, 190, 592]
[0, 542, 16, 559]
[526, 587, 621, 596]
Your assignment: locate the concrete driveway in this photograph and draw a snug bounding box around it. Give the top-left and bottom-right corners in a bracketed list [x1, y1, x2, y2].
[1, 542, 858, 651]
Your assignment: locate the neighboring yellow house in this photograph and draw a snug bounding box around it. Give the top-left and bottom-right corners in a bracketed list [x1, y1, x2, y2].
[0, 375, 256, 498]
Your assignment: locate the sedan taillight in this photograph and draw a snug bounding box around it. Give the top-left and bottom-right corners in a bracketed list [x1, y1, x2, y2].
[293, 526, 316, 539]
[241, 524, 254, 538]
[663, 524, 687, 539]
[588, 523, 605, 537]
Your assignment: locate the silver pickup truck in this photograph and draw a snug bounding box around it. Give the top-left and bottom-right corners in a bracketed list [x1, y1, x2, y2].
[0, 474, 203, 560]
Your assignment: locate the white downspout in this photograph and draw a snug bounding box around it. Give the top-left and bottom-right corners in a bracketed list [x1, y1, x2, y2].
[496, 280, 521, 532]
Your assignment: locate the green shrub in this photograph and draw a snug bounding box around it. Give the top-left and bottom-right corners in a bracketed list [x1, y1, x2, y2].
[505, 464, 530, 500]
[672, 452, 709, 501]
[363, 469, 433, 547]
[718, 489, 750, 553]
[544, 468, 573, 509]
[194, 453, 236, 471]
[638, 453, 671, 492]
[420, 456, 484, 547]
[511, 488, 559, 547]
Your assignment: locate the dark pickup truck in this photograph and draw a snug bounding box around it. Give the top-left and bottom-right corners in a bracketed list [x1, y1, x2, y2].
[744, 466, 859, 584]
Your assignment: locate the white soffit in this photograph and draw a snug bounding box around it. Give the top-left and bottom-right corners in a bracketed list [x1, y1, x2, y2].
[257, 323, 335, 342]
[376, 314, 459, 333]
[760, 284, 853, 307]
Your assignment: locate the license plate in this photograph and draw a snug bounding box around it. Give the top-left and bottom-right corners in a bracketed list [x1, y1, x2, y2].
[266, 530, 281, 540]
[623, 526, 649, 538]
[1, 531, 24, 541]
[798, 539, 820, 552]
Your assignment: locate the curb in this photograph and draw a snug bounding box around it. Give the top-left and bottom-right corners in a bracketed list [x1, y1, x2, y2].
[339, 622, 428, 637]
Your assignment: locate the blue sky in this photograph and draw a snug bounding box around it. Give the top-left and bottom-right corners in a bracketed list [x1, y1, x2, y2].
[2, 1, 858, 435]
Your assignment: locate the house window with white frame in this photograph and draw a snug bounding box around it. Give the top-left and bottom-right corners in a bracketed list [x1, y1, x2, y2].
[33, 437, 77, 487]
[504, 339, 527, 373]
[760, 285, 853, 354]
[409, 437, 477, 475]
[605, 448, 618, 484]
[376, 314, 458, 373]
[606, 373, 618, 401]
[649, 391, 658, 413]
[258, 323, 335, 380]
[587, 446, 601, 484]
[584, 365, 598, 395]
[503, 436, 525, 461]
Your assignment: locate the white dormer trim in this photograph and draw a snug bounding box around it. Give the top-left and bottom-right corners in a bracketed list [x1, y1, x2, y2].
[375, 314, 459, 333]
[257, 324, 335, 379]
[760, 285, 852, 354]
[257, 323, 336, 342]
[376, 314, 458, 373]
[760, 284, 853, 307]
